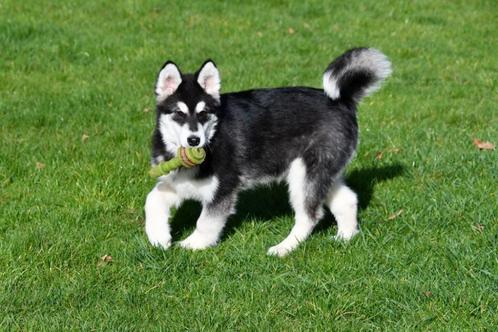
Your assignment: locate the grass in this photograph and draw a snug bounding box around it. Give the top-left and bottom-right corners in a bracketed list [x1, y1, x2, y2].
[1, 0, 497, 330]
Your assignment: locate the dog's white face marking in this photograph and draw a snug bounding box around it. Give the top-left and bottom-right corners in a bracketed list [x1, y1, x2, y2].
[202, 113, 218, 142]
[195, 101, 206, 113]
[180, 122, 206, 148]
[159, 105, 218, 151]
[159, 114, 182, 154]
[176, 101, 189, 114]
[195, 101, 218, 142]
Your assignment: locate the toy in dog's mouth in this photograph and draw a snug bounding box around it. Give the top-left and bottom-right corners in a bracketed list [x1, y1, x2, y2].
[149, 147, 206, 178]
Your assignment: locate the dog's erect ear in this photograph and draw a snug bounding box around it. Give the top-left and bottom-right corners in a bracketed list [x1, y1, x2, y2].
[155, 61, 182, 102]
[196, 60, 221, 101]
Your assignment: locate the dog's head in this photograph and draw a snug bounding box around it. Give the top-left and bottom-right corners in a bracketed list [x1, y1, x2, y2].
[154, 60, 221, 152]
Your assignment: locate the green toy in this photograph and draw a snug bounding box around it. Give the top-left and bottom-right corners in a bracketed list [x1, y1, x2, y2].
[149, 147, 206, 178]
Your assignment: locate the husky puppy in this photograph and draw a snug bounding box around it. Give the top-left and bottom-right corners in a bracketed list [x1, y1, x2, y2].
[145, 48, 391, 256]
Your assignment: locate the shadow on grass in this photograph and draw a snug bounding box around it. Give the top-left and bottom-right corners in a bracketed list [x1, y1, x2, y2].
[170, 163, 404, 239]
[347, 163, 405, 210]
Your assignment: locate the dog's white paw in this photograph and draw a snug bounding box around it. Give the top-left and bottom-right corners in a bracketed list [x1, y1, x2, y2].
[145, 221, 172, 249]
[178, 231, 217, 250]
[333, 228, 359, 241]
[147, 233, 172, 250]
[267, 243, 295, 257]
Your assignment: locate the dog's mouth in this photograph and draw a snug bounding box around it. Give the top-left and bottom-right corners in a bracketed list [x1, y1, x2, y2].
[185, 144, 204, 149]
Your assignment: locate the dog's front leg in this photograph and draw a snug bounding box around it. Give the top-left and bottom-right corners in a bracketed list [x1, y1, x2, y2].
[178, 205, 229, 250]
[145, 181, 181, 249]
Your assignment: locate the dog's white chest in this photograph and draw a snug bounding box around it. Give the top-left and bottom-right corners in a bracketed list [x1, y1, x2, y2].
[159, 170, 218, 203]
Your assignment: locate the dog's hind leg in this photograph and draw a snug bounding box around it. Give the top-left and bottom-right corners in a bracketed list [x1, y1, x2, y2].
[267, 158, 322, 257]
[325, 179, 359, 241]
[145, 181, 181, 249]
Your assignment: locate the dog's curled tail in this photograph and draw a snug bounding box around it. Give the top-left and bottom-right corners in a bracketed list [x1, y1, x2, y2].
[323, 48, 391, 103]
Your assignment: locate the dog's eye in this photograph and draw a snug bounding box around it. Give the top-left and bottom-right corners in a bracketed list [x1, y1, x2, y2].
[174, 111, 186, 118]
[197, 111, 209, 121]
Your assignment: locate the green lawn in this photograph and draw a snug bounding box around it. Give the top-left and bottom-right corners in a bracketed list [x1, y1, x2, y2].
[1, 0, 497, 330]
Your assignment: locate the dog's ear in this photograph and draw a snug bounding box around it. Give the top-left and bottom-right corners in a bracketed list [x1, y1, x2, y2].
[196, 60, 220, 101]
[155, 61, 182, 102]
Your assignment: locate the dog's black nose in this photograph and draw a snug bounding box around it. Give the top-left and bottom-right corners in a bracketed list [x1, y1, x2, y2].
[187, 136, 201, 147]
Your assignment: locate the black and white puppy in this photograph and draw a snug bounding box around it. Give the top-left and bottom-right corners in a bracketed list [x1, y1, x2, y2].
[145, 48, 391, 256]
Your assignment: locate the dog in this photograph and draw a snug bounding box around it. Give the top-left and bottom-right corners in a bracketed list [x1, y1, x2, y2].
[145, 48, 391, 256]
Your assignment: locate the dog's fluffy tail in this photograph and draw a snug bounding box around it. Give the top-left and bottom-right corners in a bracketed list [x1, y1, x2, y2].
[323, 48, 391, 103]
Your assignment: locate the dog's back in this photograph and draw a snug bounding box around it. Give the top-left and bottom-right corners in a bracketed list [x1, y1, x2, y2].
[209, 87, 358, 184]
